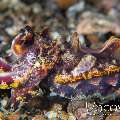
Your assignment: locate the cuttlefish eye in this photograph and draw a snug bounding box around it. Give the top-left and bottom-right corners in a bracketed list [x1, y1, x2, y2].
[12, 26, 34, 56]
[19, 26, 34, 46]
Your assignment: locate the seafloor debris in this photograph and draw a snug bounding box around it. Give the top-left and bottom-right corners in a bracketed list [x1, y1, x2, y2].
[32, 115, 45, 120]
[7, 112, 20, 120]
[67, 96, 104, 120]
[76, 12, 120, 34]
[55, 0, 77, 9]
[105, 111, 120, 120]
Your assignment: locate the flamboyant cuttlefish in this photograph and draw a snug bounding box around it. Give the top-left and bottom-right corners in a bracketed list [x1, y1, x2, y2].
[0, 26, 120, 110]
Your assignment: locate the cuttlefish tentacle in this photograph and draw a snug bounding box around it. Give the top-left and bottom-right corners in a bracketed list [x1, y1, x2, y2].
[72, 32, 120, 54]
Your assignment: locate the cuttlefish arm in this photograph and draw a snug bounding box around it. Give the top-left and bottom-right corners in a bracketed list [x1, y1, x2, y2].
[54, 33, 120, 84]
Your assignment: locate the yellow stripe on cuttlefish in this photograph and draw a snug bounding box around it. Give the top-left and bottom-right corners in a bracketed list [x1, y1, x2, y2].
[54, 65, 120, 84]
[0, 80, 20, 89]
